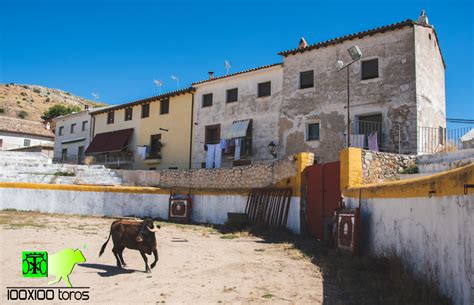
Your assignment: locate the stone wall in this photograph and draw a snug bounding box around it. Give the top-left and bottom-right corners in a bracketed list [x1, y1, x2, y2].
[117, 153, 313, 190]
[362, 149, 415, 183]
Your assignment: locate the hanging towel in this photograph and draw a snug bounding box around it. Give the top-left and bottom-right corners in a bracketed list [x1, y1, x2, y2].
[220, 139, 226, 149]
[368, 132, 379, 151]
[224, 139, 231, 153]
[205, 144, 215, 168]
[137, 146, 147, 160]
[214, 144, 222, 168]
[350, 134, 365, 148]
[234, 138, 242, 161]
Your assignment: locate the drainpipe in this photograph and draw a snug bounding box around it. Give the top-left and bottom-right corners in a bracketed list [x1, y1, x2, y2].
[188, 92, 195, 169]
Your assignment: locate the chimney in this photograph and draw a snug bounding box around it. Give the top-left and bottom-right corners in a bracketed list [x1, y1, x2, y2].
[417, 10, 429, 26]
[298, 37, 308, 49]
[45, 122, 51, 130]
[208, 71, 214, 80]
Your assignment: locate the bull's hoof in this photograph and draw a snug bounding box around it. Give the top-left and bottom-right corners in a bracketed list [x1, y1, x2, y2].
[150, 263, 156, 269]
[145, 268, 151, 273]
[121, 263, 127, 267]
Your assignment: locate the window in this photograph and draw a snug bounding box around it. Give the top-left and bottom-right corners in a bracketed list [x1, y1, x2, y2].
[23, 139, 31, 147]
[226, 88, 238, 103]
[124, 108, 133, 121]
[70, 123, 76, 134]
[358, 114, 382, 148]
[300, 70, 314, 89]
[205, 124, 221, 146]
[149, 134, 162, 159]
[160, 99, 169, 115]
[141, 104, 150, 118]
[306, 123, 320, 141]
[202, 93, 213, 107]
[78, 146, 84, 163]
[61, 148, 67, 161]
[58, 126, 64, 136]
[107, 111, 114, 124]
[82, 121, 87, 131]
[361, 59, 379, 80]
[257, 82, 271, 97]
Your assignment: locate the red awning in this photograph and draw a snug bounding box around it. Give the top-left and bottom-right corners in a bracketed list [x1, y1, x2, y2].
[85, 128, 134, 154]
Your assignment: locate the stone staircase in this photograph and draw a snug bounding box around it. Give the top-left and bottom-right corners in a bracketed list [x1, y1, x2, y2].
[0, 151, 122, 185]
[416, 148, 474, 174]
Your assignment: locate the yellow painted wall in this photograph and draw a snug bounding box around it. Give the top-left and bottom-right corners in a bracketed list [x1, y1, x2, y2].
[92, 93, 193, 170]
[340, 147, 474, 198]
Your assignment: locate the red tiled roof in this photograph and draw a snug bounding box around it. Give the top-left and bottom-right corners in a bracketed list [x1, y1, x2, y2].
[278, 19, 445, 67]
[89, 87, 195, 115]
[0, 116, 54, 138]
[85, 128, 134, 154]
[192, 63, 283, 85]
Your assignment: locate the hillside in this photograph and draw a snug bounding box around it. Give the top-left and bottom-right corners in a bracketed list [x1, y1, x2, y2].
[0, 83, 107, 122]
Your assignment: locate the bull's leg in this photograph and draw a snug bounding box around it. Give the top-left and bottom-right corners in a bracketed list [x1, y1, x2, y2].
[117, 246, 127, 267]
[139, 250, 150, 273]
[150, 249, 159, 269]
[112, 246, 123, 268]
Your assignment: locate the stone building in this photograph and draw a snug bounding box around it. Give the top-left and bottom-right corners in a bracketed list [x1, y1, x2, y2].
[87, 88, 194, 170]
[191, 13, 445, 165]
[277, 14, 445, 162]
[191, 64, 283, 167]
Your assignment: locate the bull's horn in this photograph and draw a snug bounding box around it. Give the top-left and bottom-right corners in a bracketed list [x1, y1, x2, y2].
[147, 223, 160, 233]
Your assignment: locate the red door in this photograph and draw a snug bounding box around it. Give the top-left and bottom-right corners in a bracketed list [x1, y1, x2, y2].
[305, 161, 341, 240]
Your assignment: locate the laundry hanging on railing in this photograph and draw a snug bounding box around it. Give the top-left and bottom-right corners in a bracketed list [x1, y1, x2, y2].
[368, 131, 379, 151]
[234, 138, 242, 161]
[137, 146, 147, 160]
[350, 134, 365, 148]
[205, 143, 223, 168]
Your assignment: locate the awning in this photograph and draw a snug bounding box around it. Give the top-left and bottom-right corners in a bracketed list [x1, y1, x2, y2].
[85, 128, 134, 154]
[62, 137, 86, 145]
[226, 119, 251, 139]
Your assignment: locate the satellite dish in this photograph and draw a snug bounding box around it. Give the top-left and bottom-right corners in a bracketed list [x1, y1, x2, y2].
[171, 75, 180, 88]
[153, 80, 163, 94]
[91, 92, 100, 100]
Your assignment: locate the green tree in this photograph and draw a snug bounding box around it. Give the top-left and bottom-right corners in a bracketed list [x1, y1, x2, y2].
[41, 104, 82, 121]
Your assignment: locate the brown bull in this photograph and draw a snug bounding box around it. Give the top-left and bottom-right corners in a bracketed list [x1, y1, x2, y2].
[99, 219, 160, 273]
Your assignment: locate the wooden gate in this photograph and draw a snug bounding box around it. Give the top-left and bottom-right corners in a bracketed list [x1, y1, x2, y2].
[305, 161, 341, 240]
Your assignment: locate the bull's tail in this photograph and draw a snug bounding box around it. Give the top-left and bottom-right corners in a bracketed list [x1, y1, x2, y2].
[99, 227, 112, 257]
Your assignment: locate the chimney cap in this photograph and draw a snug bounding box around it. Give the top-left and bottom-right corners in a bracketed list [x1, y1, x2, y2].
[208, 71, 214, 80]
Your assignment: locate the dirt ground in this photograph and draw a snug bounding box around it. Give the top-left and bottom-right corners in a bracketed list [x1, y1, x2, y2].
[0, 210, 323, 304]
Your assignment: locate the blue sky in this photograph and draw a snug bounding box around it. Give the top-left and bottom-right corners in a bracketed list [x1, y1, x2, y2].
[1, 0, 473, 122]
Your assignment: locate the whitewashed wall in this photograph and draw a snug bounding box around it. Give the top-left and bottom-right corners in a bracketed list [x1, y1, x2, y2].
[0, 187, 300, 233]
[346, 195, 473, 305]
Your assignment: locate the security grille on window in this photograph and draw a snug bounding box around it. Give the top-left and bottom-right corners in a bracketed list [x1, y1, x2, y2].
[202, 93, 213, 107]
[257, 82, 271, 97]
[107, 111, 115, 124]
[226, 88, 238, 103]
[142, 104, 150, 118]
[361, 59, 379, 80]
[70, 123, 76, 133]
[124, 108, 133, 121]
[307, 123, 320, 141]
[160, 99, 169, 114]
[82, 121, 87, 131]
[300, 70, 314, 89]
[24, 139, 31, 147]
[149, 134, 162, 159]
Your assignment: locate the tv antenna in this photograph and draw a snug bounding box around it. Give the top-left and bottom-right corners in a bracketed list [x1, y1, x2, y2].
[153, 79, 163, 94]
[91, 92, 100, 101]
[224, 60, 231, 75]
[171, 75, 180, 88]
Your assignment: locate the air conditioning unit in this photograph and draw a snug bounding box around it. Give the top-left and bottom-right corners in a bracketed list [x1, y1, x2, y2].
[169, 194, 192, 223]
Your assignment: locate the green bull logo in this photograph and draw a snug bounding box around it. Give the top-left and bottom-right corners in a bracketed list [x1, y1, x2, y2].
[22, 249, 86, 287]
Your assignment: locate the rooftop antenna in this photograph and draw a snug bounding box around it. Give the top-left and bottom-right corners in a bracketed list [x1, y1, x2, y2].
[91, 92, 100, 101]
[153, 79, 163, 94]
[171, 75, 180, 88]
[224, 60, 231, 75]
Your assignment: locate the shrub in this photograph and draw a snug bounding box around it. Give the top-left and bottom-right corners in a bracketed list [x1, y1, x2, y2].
[17, 110, 28, 119]
[0, 107, 5, 113]
[41, 104, 82, 120]
[33, 88, 41, 94]
[399, 165, 418, 174]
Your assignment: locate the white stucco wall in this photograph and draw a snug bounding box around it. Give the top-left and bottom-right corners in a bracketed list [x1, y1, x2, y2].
[0, 132, 53, 151]
[345, 195, 473, 305]
[0, 187, 300, 233]
[192, 65, 283, 167]
[53, 110, 91, 159]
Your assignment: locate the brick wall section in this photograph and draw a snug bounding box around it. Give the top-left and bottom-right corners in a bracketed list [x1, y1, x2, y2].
[117, 153, 311, 190]
[362, 149, 415, 183]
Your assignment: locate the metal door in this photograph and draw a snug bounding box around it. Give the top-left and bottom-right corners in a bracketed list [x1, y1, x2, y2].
[305, 161, 341, 240]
